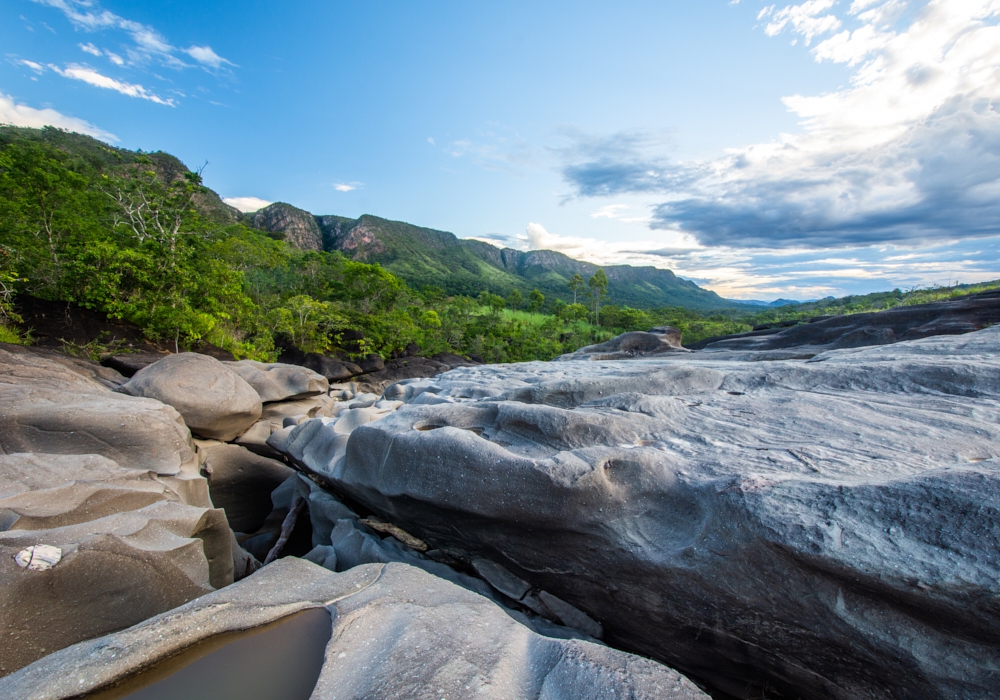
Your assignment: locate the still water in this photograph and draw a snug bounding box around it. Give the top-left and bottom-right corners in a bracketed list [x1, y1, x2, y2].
[85, 607, 332, 700]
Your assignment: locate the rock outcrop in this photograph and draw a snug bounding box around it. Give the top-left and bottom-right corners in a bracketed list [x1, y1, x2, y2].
[558, 326, 687, 360]
[250, 202, 323, 251]
[0, 453, 233, 676]
[224, 359, 328, 402]
[271, 326, 1000, 699]
[119, 353, 262, 441]
[688, 288, 1000, 355]
[0, 558, 709, 700]
[0, 347, 245, 676]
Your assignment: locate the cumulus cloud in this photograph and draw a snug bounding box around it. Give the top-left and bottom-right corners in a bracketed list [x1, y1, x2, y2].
[79, 42, 102, 56]
[223, 196, 272, 213]
[0, 92, 117, 141]
[560, 0, 1000, 250]
[49, 64, 175, 105]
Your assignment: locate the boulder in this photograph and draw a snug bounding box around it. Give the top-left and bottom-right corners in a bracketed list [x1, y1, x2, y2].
[224, 359, 328, 402]
[272, 326, 1000, 699]
[194, 440, 296, 533]
[558, 326, 688, 361]
[119, 353, 262, 441]
[0, 559, 709, 700]
[0, 347, 203, 500]
[688, 288, 1000, 355]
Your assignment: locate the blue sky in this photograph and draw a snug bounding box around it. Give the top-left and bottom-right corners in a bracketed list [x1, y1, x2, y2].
[2, 0, 999, 300]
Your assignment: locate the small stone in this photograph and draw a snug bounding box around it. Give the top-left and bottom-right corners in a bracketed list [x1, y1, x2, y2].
[14, 545, 62, 571]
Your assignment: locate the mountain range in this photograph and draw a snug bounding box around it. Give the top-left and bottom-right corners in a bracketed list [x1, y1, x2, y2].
[247, 202, 737, 311]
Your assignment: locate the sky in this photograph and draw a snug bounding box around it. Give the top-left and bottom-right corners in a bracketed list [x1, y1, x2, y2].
[2, 0, 999, 300]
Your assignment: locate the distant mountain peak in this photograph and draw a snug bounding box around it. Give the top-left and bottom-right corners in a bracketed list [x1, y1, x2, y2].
[251, 205, 738, 310]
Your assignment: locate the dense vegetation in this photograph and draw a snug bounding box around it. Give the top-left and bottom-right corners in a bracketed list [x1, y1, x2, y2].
[3, 126, 993, 363]
[0, 126, 707, 362]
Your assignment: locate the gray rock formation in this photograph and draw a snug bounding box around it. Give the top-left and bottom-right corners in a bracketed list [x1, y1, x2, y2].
[0, 558, 708, 700]
[224, 359, 328, 402]
[194, 441, 295, 533]
[688, 288, 1000, 355]
[0, 346, 202, 492]
[250, 202, 323, 250]
[0, 452, 233, 676]
[558, 326, 688, 360]
[272, 326, 1000, 699]
[119, 353, 262, 441]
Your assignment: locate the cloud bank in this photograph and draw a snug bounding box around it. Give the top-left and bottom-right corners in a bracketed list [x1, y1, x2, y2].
[560, 0, 1000, 250]
[0, 92, 116, 141]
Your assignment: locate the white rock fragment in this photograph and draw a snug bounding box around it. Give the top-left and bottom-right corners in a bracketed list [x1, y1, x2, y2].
[14, 545, 62, 571]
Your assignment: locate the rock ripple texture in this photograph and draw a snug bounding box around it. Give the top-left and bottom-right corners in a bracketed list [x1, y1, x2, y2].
[119, 352, 262, 441]
[0, 558, 708, 700]
[277, 327, 1000, 699]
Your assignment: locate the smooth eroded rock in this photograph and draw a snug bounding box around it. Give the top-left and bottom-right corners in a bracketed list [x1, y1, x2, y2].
[119, 353, 262, 441]
[224, 359, 329, 402]
[0, 559, 708, 700]
[277, 326, 1000, 699]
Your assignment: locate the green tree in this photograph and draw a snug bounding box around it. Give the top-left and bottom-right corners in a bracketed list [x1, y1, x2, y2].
[507, 288, 523, 310]
[527, 289, 544, 312]
[587, 268, 609, 327]
[567, 273, 585, 304]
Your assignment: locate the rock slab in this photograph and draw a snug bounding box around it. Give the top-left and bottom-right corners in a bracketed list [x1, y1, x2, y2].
[0, 558, 708, 700]
[280, 326, 1000, 699]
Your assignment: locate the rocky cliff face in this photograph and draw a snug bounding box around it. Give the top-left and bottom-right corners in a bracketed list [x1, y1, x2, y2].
[251, 202, 323, 251]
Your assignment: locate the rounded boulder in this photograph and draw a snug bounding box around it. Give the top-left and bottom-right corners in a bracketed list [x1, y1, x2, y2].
[120, 353, 262, 441]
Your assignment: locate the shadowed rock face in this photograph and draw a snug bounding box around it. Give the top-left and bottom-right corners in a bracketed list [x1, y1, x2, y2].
[688, 289, 1000, 354]
[278, 327, 1000, 699]
[558, 326, 688, 361]
[0, 559, 709, 700]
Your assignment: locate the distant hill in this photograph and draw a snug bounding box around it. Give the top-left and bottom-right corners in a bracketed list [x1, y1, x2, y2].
[251, 202, 738, 311]
[728, 298, 828, 308]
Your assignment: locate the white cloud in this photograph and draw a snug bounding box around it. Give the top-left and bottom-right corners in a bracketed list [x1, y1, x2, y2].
[184, 45, 236, 68]
[563, 0, 1000, 251]
[223, 196, 272, 213]
[333, 183, 358, 192]
[49, 63, 176, 106]
[0, 92, 117, 141]
[591, 204, 629, 219]
[427, 137, 435, 145]
[764, 0, 842, 44]
[106, 51, 124, 66]
[13, 59, 45, 73]
[79, 42, 102, 56]
[32, 0, 234, 72]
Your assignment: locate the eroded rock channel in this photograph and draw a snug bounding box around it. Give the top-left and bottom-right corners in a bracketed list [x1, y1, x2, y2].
[2, 302, 999, 699]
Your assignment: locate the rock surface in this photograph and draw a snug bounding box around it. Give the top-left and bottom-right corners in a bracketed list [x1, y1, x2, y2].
[0, 346, 202, 491]
[559, 326, 688, 361]
[0, 452, 233, 676]
[194, 441, 296, 533]
[224, 359, 328, 402]
[688, 288, 1000, 355]
[119, 352, 262, 441]
[0, 558, 709, 700]
[274, 326, 1000, 699]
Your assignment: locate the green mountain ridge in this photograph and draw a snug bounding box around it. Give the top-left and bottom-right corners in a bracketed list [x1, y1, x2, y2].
[250, 201, 736, 311]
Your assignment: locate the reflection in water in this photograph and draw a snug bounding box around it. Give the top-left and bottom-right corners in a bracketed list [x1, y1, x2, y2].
[86, 607, 332, 700]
